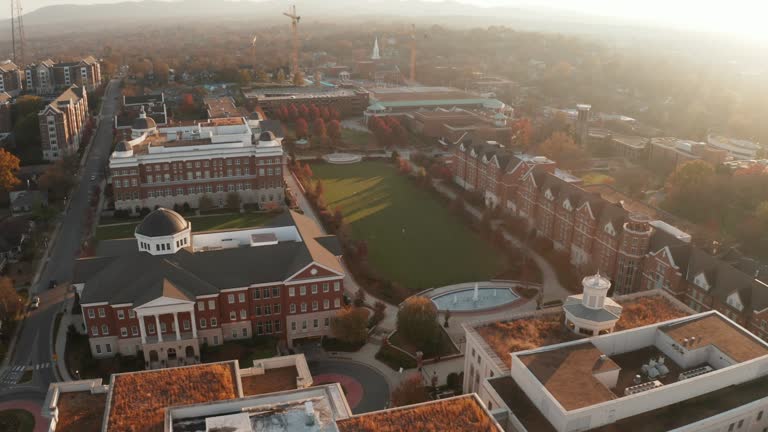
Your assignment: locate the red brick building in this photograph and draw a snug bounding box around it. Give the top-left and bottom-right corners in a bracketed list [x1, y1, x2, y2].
[38, 85, 89, 161]
[74, 209, 345, 367]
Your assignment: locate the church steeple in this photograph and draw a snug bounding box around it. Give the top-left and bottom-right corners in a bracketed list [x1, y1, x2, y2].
[371, 37, 381, 60]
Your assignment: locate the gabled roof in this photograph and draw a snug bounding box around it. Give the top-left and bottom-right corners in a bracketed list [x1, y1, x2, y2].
[648, 228, 691, 273]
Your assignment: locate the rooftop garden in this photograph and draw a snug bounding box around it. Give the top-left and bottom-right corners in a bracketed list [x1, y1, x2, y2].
[55, 392, 107, 432]
[337, 395, 499, 432]
[477, 295, 691, 367]
[107, 363, 238, 432]
[241, 366, 298, 396]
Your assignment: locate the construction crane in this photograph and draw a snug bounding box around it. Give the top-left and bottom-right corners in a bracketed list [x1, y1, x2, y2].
[283, 4, 301, 78]
[11, 0, 26, 65]
[409, 24, 417, 83]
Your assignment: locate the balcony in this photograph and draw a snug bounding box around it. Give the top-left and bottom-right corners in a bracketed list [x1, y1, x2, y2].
[143, 331, 196, 345]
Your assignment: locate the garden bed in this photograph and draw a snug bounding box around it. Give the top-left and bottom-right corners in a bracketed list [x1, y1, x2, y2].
[65, 326, 143, 381]
[0, 409, 34, 432]
[375, 344, 417, 371]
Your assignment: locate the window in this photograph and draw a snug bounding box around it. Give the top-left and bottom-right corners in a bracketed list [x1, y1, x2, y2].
[739, 420, 744, 428]
[291, 322, 297, 331]
[302, 320, 307, 330]
[98, 308, 106, 318]
[228, 294, 235, 304]
[200, 318, 207, 328]
[238, 293, 245, 303]
[274, 303, 281, 314]
[208, 300, 216, 310]
[729, 423, 735, 432]
[289, 287, 295, 297]
[148, 323, 156, 334]
[274, 320, 281, 332]
[300, 286, 306, 296]
[290, 304, 296, 313]
[183, 320, 190, 330]
[240, 309, 247, 319]
[95, 344, 102, 354]
[197, 301, 205, 311]
[253, 289, 261, 299]
[160, 323, 167, 333]
[242, 327, 248, 337]
[101, 324, 109, 335]
[324, 317, 330, 327]
[255, 305, 262, 316]
[120, 327, 128, 337]
[266, 321, 273, 333]
[229, 311, 237, 320]
[131, 326, 139, 336]
[313, 319, 319, 328]
[333, 282, 341, 292]
[88, 309, 95, 319]
[263, 287, 270, 299]
[758, 411, 763, 421]
[272, 286, 280, 297]
[311, 284, 318, 294]
[301, 303, 307, 313]
[264, 304, 271, 315]
[312, 301, 318, 311]
[334, 299, 341, 308]
[232, 329, 238, 338]
[117, 310, 125, 320]
[91, 326, 98, 336]
[323, 299, 329, 309]
[323, 283, 329, 293]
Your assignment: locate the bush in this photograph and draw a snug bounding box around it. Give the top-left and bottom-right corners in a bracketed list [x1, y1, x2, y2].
[198, 195, 214, 211]
[397, 297, 439, 349]
[139, 207, 151, 217]
[113, 209, 131, 219]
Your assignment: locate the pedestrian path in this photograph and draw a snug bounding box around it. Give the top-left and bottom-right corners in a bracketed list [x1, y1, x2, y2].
[0, 363, 51, 385]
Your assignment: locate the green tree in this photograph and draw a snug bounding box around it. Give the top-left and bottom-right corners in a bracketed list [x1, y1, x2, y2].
[14, 113, 41, 147]
[330, 306, 369, 345]
[396, 296, 438, 348]
[225, 192, 242, 210]
[198, 194, 214, 211]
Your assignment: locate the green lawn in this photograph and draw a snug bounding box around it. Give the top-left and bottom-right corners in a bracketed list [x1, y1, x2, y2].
[312, 162, 506, 291]
[341, 128, 373, 147]
[96, 212, 277, 240]
[0, 409, 35, 432]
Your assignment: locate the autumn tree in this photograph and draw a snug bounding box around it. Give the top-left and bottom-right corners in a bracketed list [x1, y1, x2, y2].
[511, 117, 533, 149]
[276, 69, 286, 82]
[0, 277, 21, 316]
[0, 149, 21, 191]
[331, 306, 369, 345]
[39, 160, 75, 200]
[295, 118, 309, 139]
[662, 160, 720, 223]
[397, 296, 439, 348]
[312, 118, 327, 146]
[292, 71, 305, 86]
[537, 131, 586, 169]
[390, 373, 430, 407]
[328, 120, 342, 144]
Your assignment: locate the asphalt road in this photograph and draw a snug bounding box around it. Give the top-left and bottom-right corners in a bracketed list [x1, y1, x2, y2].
[0, 78, 121, 403]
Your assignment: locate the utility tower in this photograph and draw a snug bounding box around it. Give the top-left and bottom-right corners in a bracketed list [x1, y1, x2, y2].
[283, 5, 300, 78]
[10, 0, 26, 65]
[250, 34, 258, 72]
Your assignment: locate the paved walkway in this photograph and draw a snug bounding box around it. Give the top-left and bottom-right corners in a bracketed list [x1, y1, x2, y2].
[0, 399, 49, 432]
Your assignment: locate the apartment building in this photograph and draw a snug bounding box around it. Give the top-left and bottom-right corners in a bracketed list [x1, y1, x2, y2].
[24, 56, 101, 94]
[38, 85, 89, 161]
[73, 208, 345, 366]
[0, 61, 23, 96]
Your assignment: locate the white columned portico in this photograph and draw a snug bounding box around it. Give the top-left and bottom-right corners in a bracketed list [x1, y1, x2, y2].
[173, 312, 181, 341]
[155, 314, 163, 342]
[138, 313, 147, 344]
[191, 308, 198, 338]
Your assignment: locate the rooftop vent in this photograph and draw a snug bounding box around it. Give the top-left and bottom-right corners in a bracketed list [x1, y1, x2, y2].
[624, 380, 663, 396]
[305, 401, 315, 426]
[678, 365, 714, 381]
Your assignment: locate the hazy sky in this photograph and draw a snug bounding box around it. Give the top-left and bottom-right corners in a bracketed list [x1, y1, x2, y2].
[12, 0, 768, 39]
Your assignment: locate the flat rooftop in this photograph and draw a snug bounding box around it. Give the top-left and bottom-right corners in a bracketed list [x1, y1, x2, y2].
[520, 343, 620, 410]
[241, 366, 298, 396]
[54, 391, 106, 432]
[369, 86, 475, 101]
[490, 376, 557, 432]
[475, 294, 690, 369]
[106, 362, 239, 432]
[336, 395, 502, 432]
[204, 96, 239, 119]
[243, 86, 360, 100]
[660, 313, 768, 362]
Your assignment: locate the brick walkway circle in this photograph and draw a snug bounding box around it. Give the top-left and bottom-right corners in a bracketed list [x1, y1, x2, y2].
[0, 399, 48, 432]
[312, 373, 364, 408]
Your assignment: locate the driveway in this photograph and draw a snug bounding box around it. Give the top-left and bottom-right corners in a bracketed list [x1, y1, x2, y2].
[309, 359, 390, 414]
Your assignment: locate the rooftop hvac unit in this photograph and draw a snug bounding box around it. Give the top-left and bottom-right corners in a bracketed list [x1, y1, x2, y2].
[624, 380, 663, 396]
[678, 366, 714, 381]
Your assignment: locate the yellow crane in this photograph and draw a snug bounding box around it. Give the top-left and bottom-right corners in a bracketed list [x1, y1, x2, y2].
[283, 5, 301, 78]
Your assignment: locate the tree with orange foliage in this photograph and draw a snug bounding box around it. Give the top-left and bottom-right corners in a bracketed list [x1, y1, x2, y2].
[537, 131, 586, 169]
[0, 149, 20, 192]
[0, 277, 21, 316]
[295, 118, 309, 139]
[511, 117, 532, 149]
[397, 296, 438, 348]
[390, 373, 429, 407]
[331, 306, 369, 345]
[327, 120, 342, 144]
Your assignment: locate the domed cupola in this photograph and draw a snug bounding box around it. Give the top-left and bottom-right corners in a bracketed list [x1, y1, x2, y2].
[562, 272, 623, 336]
[256, 130, 281, 148]
[131, 106, 158, 139]
[135, 208, 191, 255]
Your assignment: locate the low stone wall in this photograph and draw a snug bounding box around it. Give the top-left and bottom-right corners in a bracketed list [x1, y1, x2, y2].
[323, 153, 363, 164]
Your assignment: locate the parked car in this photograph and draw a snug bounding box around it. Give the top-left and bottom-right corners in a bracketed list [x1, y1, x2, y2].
[30, 296, 41, 309]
